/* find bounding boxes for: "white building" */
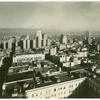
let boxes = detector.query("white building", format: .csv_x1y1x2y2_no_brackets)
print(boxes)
27,39,30,49
50,47,57,55
73,57,81,65
13,54,45,63
77,51,88,58
25,77,86,98
23,39,27,49
23,35,30,50
8,39,13,49
59,55,66,62
62,62,70,67
97,41,100,52
61,34,68,45
3,41,7,49
42,33,47,47
59,44,66,50
47,38,51,46
36,30,42,48
3,37,17,50
33,39,36,48
66,56,70,62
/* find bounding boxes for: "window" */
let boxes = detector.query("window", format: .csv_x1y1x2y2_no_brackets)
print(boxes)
32,94,34,97
54,88,56,91
60,87,62,90
69,90,72,93
64,87,66,89
47,96,50,98
76,83,78,86
58,87,61,90
64,91,66,94
36,93,38,96
40,92,42,95
58,92,60,95
69,84,73,88
46,91,48,93
51,94,53,97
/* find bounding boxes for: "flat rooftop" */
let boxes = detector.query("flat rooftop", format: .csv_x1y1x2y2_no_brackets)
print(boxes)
92,78,100,86
5,72,83,92
5,69,88,90
6,68,87,82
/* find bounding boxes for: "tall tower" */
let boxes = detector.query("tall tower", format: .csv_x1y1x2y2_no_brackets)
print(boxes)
61,34,68,44
36,30,42,48
26,35,30,49
33,38,36,48
86,31,92,44
3,41,7,49
42,33,47,47
8,38,13,49
23,39,27,49
97,40,100,52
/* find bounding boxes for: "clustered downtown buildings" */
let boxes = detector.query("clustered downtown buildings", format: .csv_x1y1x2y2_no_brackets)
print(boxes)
0,30,100,98
2,30,51,50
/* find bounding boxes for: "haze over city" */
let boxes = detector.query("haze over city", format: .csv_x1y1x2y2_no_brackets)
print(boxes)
0,2,100,31
0,1,100,98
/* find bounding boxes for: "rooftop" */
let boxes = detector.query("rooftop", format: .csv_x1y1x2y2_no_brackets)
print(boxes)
92,78,100,86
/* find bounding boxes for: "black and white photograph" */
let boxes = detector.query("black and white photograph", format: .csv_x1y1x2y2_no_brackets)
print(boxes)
0,1,100,98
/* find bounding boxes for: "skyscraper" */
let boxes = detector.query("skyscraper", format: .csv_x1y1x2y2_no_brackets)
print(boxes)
61,34,68,44
23,39,27,49
33,38,36,48
42,33,47,47
3,38,15,50
3,41,7,49
86,31,92,44
36,30,42,48
97,40,100,52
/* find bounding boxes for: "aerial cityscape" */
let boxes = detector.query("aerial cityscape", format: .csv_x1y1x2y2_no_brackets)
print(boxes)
0,2,100,98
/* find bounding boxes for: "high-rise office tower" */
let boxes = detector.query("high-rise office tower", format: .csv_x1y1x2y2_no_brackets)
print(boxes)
23,35,30,50
61,34,68,44
36,30,42,48
86,31,92,44
18,40,23,50
30,40,33,49
3,41,7,49
23,39,27,49
3,37,17,50
42,33,47,47
8,38,13,49
47,38,51,46
27,39,30,49
33,38,36,48
26,35,30,49
97,40,100,52
50,46,57,55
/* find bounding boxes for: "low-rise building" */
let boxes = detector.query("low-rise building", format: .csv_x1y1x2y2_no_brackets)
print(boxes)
49,47,57,55
25,77,86,98
13,54,45,63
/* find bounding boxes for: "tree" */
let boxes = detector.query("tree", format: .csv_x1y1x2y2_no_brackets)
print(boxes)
0,37,16,97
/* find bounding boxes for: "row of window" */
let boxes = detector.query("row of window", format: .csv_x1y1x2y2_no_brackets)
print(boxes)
26,78,85,98
31,90,70,98
29,82,80,98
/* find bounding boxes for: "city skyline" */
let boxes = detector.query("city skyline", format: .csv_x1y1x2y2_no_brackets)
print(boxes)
0,2,100,31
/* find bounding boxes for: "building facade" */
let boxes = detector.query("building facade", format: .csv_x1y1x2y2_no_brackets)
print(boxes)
25,77,86,98
13,54,45,63
61,34,68,45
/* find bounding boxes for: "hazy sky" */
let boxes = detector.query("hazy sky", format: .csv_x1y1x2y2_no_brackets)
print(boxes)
0,2,100,31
